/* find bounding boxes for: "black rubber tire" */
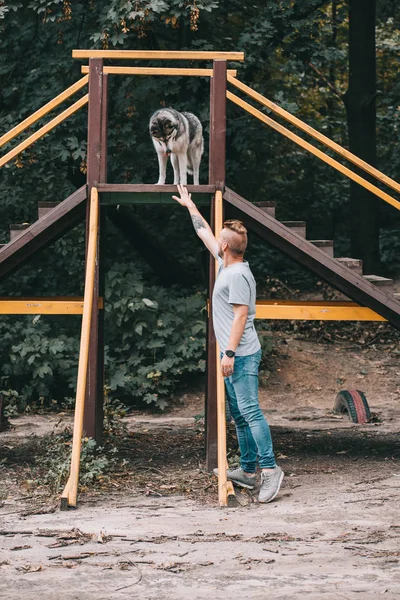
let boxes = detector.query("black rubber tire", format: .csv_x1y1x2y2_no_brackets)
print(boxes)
333,389,371,424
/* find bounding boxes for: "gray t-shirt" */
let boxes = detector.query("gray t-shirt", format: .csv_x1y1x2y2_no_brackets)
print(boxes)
212,255,261,356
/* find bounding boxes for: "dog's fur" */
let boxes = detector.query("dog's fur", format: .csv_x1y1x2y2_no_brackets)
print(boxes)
149,108,204,185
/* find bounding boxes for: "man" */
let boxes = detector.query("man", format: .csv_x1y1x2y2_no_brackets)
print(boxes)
172,185,284,503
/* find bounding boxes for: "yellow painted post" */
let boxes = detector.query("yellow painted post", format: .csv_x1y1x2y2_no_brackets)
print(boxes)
60,187,99,510
214,190,234,507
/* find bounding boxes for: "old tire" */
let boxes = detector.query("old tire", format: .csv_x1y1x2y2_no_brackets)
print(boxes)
333,389,371,424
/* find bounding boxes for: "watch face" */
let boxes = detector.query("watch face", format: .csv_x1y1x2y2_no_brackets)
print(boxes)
225,350,235,358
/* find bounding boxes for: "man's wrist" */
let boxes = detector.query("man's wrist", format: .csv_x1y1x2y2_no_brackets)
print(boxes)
225,349,236,358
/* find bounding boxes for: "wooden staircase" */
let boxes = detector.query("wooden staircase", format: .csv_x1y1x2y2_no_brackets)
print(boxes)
0,185,87,284
253,200,395,298
227,187,400,329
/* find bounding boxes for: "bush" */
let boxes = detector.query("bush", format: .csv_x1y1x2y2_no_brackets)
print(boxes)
0,262,207,412
105,262,207,409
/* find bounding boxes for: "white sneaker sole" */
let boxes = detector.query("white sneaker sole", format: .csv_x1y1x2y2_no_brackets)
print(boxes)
258,470,284,503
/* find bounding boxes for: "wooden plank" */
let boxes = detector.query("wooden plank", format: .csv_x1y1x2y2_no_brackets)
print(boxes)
223,187,400,329
210,61,227,190
206,61,227,473
0,95,88,169
214,190,229,507
83,58,103,443
0,77,88,149
227,92,400,212
99,191,211,205
61,187,99,510
96,184,215,194
254,301,386,321
81,66,237,77
0,186,87,284
73,50,245,61
0,298,103,314
228,75,400,197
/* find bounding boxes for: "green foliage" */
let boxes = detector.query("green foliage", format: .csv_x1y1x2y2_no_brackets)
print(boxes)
0,1,399,416
105,262,207,409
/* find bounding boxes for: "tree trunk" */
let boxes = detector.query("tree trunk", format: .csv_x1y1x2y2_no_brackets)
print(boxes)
344,0,380,273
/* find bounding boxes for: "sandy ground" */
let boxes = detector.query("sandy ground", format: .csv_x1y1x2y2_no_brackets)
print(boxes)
1,337,400,599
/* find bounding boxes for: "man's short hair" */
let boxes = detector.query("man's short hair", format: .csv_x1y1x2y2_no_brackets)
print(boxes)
223,219,248,255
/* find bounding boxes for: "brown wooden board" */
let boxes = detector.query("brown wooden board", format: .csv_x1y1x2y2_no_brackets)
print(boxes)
83,58,104,442
96,184,215,194
206,61,227,472
223,187,400,330
0,186,87,286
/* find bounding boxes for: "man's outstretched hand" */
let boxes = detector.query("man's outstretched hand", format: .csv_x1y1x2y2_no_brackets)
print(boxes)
172,184,193,208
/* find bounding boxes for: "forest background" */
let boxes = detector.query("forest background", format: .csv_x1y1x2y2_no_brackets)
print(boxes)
0,0,399,414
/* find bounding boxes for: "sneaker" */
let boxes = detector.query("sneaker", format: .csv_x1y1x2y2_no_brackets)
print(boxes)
258,466,284,503
213,467,256,489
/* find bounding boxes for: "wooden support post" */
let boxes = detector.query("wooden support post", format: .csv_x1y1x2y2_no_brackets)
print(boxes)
206,61,227,472
83,58,104,442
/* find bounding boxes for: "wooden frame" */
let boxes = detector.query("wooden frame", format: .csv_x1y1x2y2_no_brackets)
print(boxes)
81,66,237,77
73,50,244,61
61,187,99,510
0,76,88,149
227,91,400,212
0,95,88,168
228,75,400,197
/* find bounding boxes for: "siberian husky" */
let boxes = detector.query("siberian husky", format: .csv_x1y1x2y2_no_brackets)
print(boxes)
149,108,204,185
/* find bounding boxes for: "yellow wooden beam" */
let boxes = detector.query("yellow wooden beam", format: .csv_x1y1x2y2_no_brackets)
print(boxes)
0,77,89,149
0,95,88,169
227,91,400,212
61,187,99,510
227,76,400,197
73,50,244,61
81,66,237,77
255,301,386,321
0,297,103,314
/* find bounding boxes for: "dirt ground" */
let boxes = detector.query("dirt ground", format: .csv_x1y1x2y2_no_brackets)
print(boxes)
1,333,400,599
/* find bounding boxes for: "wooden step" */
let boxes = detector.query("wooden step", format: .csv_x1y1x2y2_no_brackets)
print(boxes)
310,240,334,257
38,202,58,220
363,275,393,294
9,223,30,241
281,221,306,238
252,201,276,218
336,257,363,275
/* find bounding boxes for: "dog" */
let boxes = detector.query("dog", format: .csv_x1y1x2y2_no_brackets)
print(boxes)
149,108,204,185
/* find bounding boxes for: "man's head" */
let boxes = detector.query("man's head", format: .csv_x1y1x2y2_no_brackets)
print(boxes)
218,219,248,258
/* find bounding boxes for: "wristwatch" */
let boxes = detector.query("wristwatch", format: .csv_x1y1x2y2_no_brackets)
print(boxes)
225,350,236,358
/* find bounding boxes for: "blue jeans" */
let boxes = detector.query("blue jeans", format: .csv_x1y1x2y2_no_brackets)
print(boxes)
223,349,276,472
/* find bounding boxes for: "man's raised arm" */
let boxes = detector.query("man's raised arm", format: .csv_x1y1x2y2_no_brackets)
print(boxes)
172,185,218,257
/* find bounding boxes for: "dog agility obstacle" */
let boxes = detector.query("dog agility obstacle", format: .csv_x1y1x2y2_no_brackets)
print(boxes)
1,49,400,509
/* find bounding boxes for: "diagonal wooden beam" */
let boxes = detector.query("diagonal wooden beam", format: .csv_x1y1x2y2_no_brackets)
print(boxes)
0,77,89,149
226,91,400,212
0,186,87,285
227,76,400,197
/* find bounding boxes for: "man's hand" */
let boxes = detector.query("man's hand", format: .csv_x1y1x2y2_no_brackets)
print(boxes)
172,184,193,208
221,354,235,377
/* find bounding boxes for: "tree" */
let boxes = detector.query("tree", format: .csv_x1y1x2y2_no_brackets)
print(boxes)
343,0,380,273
